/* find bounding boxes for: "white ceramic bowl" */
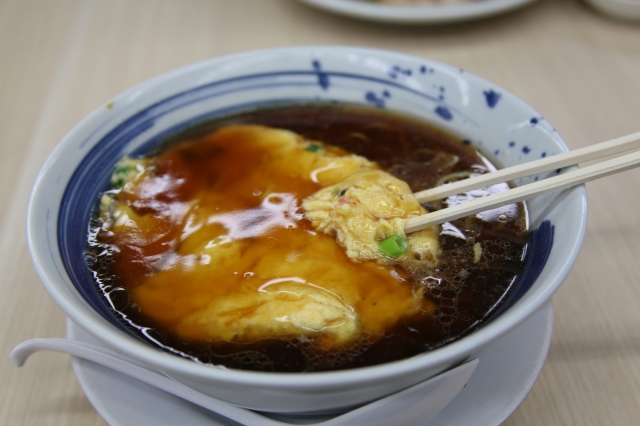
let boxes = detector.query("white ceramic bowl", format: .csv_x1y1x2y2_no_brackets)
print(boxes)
583,0,640,20
27,46,587,414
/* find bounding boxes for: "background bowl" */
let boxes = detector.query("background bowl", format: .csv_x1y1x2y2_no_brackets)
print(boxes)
26,46,587,414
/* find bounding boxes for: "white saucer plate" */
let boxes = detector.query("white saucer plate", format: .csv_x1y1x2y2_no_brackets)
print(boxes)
298,0,539,24
68,301,553,426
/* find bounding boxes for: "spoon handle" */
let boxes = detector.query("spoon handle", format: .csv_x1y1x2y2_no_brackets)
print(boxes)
11,338,285,426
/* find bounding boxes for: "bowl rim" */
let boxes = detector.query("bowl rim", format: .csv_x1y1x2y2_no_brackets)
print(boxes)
26,45,588,388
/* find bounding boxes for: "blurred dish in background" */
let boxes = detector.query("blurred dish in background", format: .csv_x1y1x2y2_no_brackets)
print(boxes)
371,0,482,4
583,0,640,20
298,0,539,24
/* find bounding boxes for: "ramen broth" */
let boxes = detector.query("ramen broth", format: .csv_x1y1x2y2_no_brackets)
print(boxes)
86,104,528,372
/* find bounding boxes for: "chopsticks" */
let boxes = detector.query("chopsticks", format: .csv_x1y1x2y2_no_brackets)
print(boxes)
405,131,640,234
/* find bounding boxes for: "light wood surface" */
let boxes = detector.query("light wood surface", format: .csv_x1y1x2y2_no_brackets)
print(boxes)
1,0,639,425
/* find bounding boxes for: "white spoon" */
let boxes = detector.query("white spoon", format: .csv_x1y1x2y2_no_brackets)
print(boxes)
11,338,478,426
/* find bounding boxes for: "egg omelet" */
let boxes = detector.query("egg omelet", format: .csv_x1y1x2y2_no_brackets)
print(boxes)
99,125,440,351
303,169,440,266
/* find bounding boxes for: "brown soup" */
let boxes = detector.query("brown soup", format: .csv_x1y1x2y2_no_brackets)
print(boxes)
86,104,528,372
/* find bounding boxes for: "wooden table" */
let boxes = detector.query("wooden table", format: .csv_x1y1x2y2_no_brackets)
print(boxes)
1,0,639,424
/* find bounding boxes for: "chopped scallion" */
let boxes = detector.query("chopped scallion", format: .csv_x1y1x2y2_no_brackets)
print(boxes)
379,235,408,258
114,165,132,174
305,143,323,153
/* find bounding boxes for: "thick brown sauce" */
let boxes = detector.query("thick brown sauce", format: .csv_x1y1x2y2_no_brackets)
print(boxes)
87,104,528,372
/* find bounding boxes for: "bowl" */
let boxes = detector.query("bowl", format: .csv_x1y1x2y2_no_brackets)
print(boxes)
26,46,587,414
583,0,640,21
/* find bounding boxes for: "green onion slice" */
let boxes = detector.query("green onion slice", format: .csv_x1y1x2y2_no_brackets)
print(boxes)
114,165,133,174
378,235,409,258
305,143,323,152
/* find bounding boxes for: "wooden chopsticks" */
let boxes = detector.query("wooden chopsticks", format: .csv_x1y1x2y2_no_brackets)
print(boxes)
405,131,640,234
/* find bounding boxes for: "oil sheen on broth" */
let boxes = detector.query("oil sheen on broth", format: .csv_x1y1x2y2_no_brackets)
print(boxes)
86,104,528,372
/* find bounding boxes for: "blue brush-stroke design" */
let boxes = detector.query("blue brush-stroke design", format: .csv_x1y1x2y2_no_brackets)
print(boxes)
483,90,501,108
312,60,330,90
76,70,476,149
530,117,539,125
512,220,555,303
67,69,469,177
522,146,531,154
435,106,453,121
388,65,412,79
419,66,434,74
365,91,386,108
488,220,555,321
509,141,516,147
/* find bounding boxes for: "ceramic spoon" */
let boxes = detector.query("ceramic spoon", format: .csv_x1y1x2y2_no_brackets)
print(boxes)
11,338,477,426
